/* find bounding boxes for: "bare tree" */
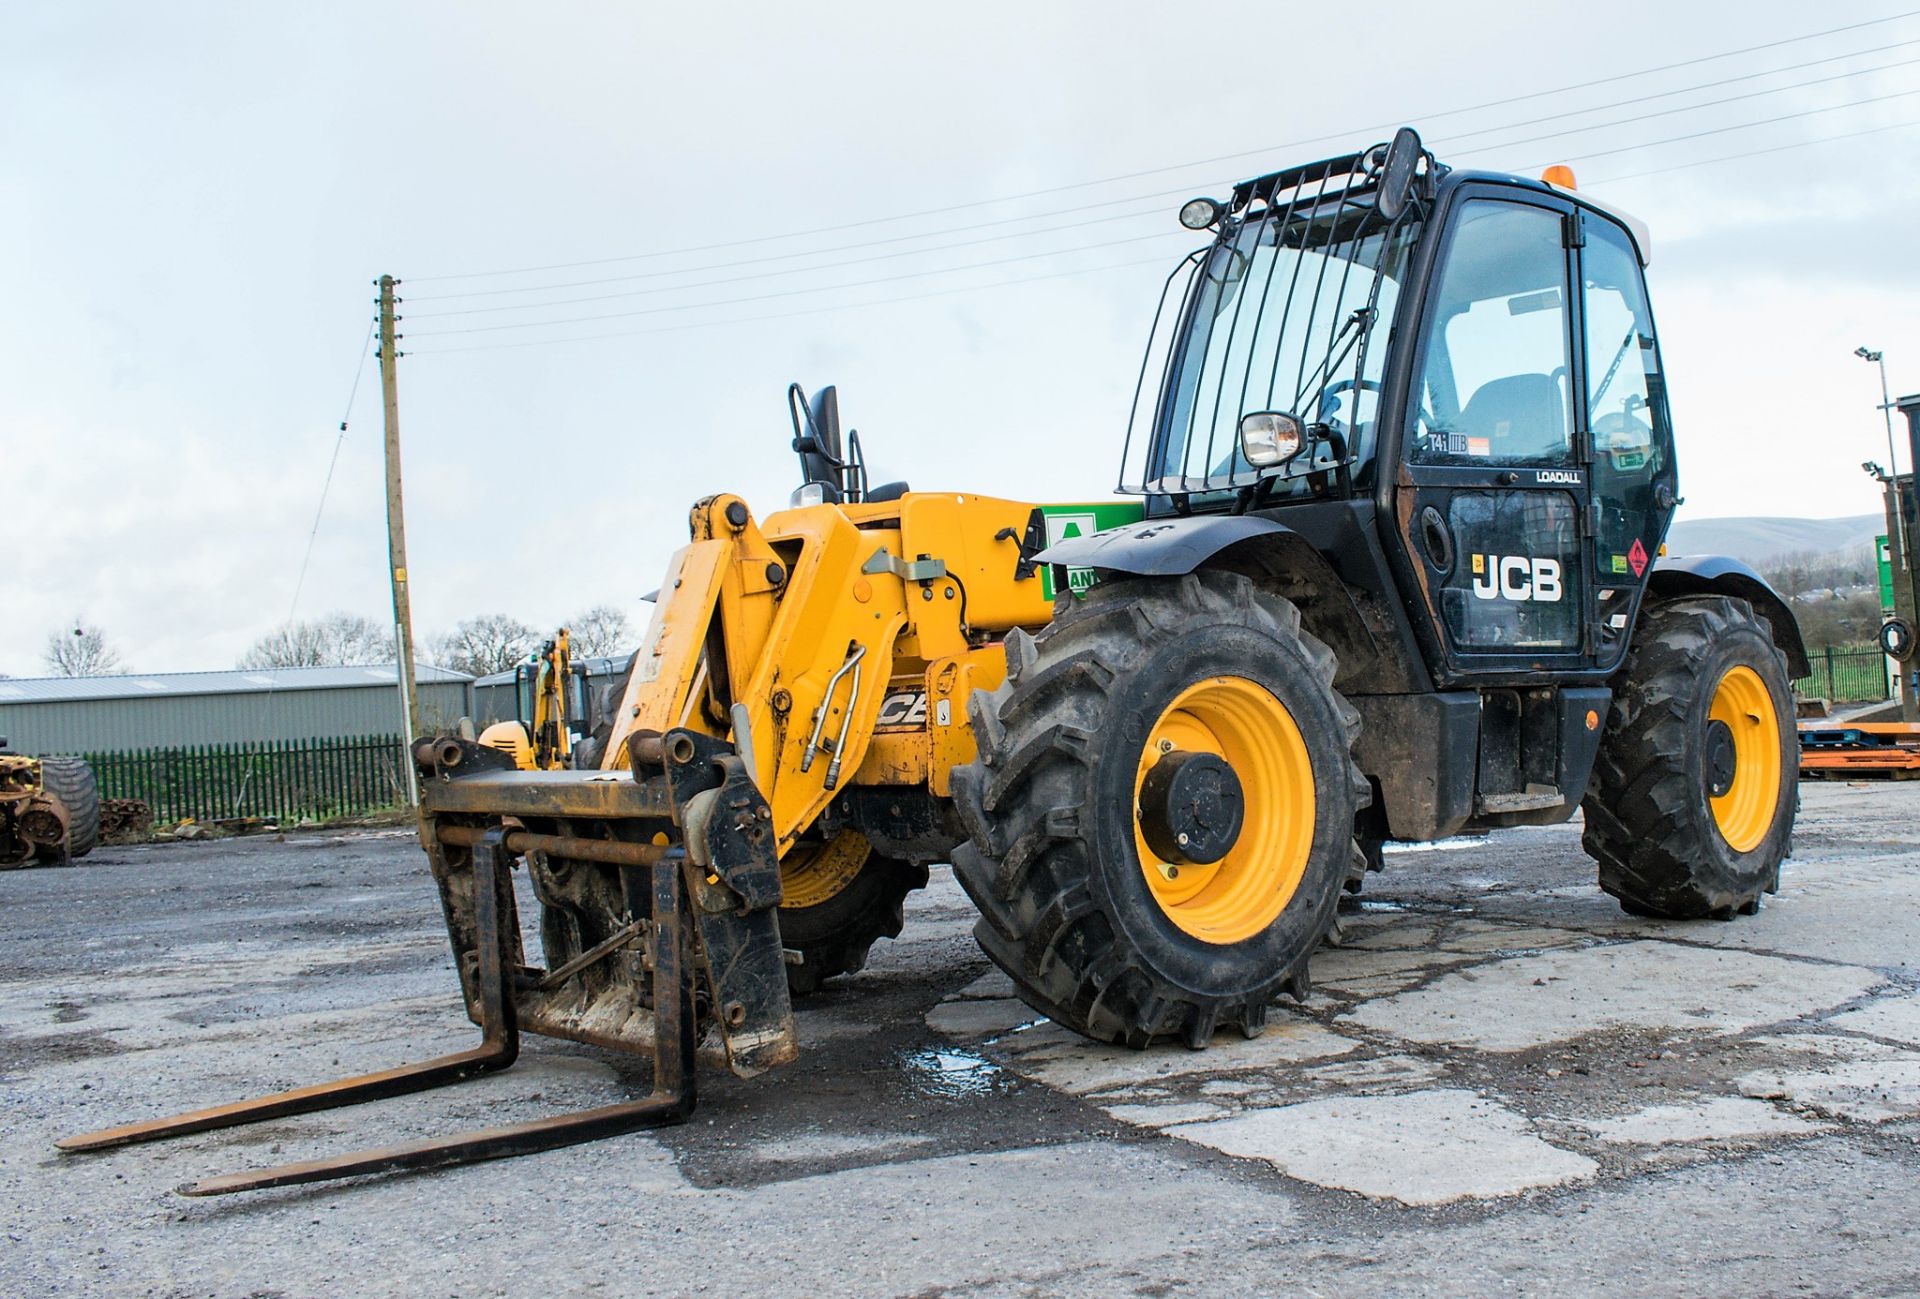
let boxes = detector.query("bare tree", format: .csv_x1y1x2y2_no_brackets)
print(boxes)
566,605,634,657
239,613,392,669
43,618,126,677
432,614,539,677
1763,551,1819,603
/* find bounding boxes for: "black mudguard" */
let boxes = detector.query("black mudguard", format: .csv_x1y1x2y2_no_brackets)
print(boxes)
1035,513,1294,576
1648,554,1810,679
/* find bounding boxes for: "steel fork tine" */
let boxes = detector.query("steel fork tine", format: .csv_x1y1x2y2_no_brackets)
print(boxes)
172,855,696,1197
57,835,521,1155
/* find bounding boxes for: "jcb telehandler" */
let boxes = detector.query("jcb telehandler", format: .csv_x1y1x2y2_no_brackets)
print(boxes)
64,129,1805,1194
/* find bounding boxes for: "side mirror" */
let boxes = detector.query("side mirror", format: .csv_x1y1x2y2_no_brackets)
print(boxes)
1238,411,1306,468
789,381,846,491
1376,126,1423,222
807,385,842,461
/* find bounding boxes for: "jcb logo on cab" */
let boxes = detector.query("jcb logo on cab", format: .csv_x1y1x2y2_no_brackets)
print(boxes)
1470,555,1563,603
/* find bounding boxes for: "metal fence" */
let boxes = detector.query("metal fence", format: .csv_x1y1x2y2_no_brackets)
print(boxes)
84,735,409,824
1793,647,1890,704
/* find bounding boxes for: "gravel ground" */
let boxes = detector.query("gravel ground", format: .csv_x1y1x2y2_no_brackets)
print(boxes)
4,781,1919,1297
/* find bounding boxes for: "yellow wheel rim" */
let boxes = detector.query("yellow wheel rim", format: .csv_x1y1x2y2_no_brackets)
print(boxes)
1132,676,1315,945
780,831,871,910
1708,665,1780,854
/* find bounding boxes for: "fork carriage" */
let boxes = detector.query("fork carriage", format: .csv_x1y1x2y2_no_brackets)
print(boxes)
57,731,791,1196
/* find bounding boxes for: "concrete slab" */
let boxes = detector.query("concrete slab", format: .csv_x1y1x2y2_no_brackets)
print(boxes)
1176,1088,1597,1205
1344,940,1881,1051
1437,922,1593,954
1313,946,1463,984
1826,991,1920,1047
994,1017,1357,1095
951,970,1017,1001
1739,1050,1920,1122
1344,920,1443,951
745,1130,939,1164
1585,1096,1828,1144
1099,1100,1228,1127
1304,1053,1448,1092
923,996,1033,1039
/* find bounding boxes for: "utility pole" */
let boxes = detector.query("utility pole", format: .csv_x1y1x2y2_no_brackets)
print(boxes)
378,274,422,806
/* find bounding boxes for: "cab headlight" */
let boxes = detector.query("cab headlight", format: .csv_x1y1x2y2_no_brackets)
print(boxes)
1238,411,1305,467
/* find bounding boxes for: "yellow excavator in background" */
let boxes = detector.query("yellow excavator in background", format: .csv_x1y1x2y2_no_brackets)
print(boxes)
477,630,577,772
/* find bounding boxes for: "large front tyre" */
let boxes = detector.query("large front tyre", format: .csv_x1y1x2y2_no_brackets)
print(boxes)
951,571,1366,1049
1583,596,1797,919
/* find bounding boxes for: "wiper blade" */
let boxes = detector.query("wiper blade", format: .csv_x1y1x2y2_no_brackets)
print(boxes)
1294,307,1373,417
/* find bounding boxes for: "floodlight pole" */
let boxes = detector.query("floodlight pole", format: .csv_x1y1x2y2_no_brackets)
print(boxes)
1862,348,1905,559
378,274,421,807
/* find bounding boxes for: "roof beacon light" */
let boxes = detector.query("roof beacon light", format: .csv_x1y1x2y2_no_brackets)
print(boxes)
1541,165,1577,190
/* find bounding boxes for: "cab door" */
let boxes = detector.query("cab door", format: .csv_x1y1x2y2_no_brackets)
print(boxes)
1393,189,1590,678
1576,211,1678,673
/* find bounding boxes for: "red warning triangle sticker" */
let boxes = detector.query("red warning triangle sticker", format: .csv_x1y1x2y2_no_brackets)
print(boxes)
1628,538,1649,577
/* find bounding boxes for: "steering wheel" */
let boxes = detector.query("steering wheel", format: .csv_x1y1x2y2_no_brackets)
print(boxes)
1318,378,1382,429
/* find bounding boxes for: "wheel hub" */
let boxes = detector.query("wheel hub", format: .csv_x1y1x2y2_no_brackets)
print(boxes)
1706,664,1782,854
1704,718,1737,799
1138,750,1244,866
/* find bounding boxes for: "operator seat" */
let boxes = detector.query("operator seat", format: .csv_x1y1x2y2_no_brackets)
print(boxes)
1457,373,1565,461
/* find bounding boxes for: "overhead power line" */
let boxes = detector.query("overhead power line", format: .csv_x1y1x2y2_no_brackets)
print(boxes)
405,204,1183,319
405,254,1176,356
403,190,1189,302
1432,35,1920,147
1586,114,1920,183
404,231,1184,336
409,77,1920,339
405,109,1920,360
1514,83,1920,170
1433,51,1920,153
406,40,1920,316
404,9,1920,284
285,317,377,624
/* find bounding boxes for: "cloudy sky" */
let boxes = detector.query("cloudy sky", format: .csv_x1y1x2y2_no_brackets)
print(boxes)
6,1,1918,675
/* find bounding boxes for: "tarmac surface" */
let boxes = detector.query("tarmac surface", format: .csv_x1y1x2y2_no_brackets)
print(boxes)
4,781,1920,1297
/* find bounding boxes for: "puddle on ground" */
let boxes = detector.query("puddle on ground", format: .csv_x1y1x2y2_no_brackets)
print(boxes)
984,1018,1049,1046
903,1046,1006,1098
1382,837,1482,856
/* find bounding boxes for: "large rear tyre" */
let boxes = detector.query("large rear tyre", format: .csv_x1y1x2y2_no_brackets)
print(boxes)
777,832,928,995
37,757,99,862
1583,596,1796,919
952,571,1366,1049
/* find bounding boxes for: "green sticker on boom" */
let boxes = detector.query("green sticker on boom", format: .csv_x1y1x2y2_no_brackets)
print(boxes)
1036,502,1147,600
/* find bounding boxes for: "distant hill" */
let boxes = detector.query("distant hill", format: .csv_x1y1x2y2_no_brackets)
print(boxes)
1664,514,1883,567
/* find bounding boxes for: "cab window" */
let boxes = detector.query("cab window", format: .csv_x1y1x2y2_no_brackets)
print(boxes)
1410,201,1573,467
1582,218,1673,573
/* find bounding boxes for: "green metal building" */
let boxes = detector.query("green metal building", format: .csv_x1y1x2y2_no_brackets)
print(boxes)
0,664,473,756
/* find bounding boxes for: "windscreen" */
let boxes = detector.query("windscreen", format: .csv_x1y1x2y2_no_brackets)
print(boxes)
1123,181,1419,499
